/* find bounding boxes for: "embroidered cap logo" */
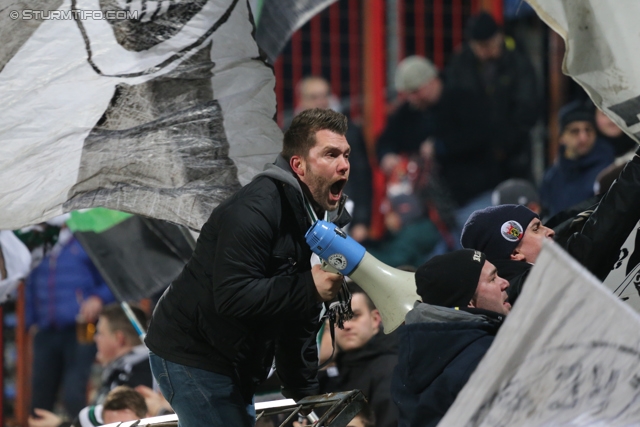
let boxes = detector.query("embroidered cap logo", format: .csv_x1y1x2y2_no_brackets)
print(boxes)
501,220,524,242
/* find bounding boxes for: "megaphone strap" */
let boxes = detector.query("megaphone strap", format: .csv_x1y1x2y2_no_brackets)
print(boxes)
303,195,328,225
327,278,354,330
315,279,354,370
318,316,338,370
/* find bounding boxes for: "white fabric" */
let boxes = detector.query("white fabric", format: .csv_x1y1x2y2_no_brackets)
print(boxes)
527,0,640,144
77,404,103,427
0,0,281,230
439,240,640,426
0,231,31,303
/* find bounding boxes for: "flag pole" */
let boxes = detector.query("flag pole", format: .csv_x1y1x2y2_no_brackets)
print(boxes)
120,301,146,340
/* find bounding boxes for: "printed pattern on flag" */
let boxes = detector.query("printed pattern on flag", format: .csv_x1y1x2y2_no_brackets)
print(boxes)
0,0,282,231
527,0,640,144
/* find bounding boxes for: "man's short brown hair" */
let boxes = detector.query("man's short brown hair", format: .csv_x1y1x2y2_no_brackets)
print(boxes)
282,108,347,161
347,282,376,311
100,303,147,346
103,386,148,418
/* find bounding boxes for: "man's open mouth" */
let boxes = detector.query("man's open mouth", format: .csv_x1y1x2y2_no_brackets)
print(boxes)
330,179,347,197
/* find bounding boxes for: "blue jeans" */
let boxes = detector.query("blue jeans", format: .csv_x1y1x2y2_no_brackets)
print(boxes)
149,352,256,427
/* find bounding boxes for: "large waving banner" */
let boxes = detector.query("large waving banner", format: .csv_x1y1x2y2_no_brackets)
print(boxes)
0,0,282,231
439,241,640,426
67,208,193,301
254,0,338,62
527,0,640,144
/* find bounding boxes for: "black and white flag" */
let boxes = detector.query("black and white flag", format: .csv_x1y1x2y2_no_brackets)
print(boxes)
527,0,640,144
0,0,282,231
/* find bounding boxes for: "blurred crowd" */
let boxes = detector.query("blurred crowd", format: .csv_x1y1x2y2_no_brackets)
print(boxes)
290,11,635,276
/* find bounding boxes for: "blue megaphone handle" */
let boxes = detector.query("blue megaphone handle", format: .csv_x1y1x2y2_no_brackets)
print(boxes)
305,220,366,276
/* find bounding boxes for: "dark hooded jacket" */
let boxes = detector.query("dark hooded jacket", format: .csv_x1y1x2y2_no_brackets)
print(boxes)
319,330,399,427
391,304,503,427
540,140,614,217
494,151,640,303
145,155,350,402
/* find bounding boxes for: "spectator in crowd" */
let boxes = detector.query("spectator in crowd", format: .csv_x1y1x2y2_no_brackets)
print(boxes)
540,101,615,217
392,249,509,427
446,11,538,183
375,56,461,250
319,284,398,427
595,108,637,158
34,386,149,427
462,147,640,304
295,76,373,242
293,403,375,427
26,219,115,418
134,385,174,418
145,108,349,427
101,386,149,425
376,56,443,174
492,178,541,215
92,303,153,403
29,304,153,427
347,406,376,427
391,14,537,238
543,108,630,226
29,303,153,427
294,76,342,116
366,194,441,268
30,385,149,427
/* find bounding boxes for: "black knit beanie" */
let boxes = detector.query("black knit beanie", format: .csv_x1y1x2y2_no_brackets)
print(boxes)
559,101,595,133
415,249,486,308
460,204,539,261
466,11,499,41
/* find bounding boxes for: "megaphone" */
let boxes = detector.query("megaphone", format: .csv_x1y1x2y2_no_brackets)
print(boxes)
305,220,421,333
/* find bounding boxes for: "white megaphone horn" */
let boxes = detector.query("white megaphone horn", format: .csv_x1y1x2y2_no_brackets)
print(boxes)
305,220,422,333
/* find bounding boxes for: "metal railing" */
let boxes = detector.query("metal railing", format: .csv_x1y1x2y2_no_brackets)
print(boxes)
256,390,368,427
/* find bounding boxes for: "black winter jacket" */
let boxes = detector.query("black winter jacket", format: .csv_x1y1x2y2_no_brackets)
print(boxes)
434,86,505,206
445,43,538,180
145,155,350,402
375,102,438,163
391,304,502,427
319,330,399,427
